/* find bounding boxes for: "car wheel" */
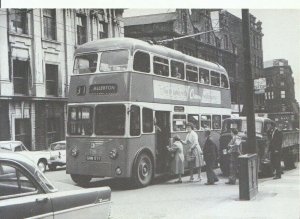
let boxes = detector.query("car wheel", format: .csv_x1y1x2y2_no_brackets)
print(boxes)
132,152,153,188
48,164,57,171
37,160,47,173
220,156,229,176
283,149,296,170
71,174,92,186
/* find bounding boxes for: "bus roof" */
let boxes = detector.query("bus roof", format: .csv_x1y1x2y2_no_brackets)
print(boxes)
75,37,228,74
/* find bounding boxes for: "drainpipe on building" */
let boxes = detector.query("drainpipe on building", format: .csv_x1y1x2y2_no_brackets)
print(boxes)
63,9,69,97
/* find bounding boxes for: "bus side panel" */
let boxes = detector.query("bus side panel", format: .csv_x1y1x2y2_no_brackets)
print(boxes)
66,137,130,178
125,134,156,178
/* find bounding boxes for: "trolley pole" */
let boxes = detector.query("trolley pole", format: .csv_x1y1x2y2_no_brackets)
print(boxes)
242,9,256,154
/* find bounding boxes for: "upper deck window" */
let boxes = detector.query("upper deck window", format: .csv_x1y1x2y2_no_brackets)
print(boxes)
99,50,129,72
133,51,150,73
199,68,210,84
73,54,98,74
221,74,229,88
153,56,169,77
186,65,198,82
211,71,220,87
171,60,184,79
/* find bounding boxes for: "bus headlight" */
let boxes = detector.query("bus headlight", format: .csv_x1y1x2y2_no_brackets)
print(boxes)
115,167,122,175
71,146,79,157
109,149,118,159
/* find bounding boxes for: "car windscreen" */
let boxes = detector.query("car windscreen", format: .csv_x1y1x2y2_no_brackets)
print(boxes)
73,53,98,74
222,119,263,134
50,142,66,150
95,104,126,136
0,143,12,151
222,119,247,133
68,106,93,136
99,50,129,72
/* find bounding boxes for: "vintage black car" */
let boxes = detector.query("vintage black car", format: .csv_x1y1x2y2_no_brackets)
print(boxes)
0,150,111,219
219,116,299,177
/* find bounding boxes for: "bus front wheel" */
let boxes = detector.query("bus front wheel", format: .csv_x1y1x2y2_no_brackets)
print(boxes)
132,152,153,188
71,174,91,186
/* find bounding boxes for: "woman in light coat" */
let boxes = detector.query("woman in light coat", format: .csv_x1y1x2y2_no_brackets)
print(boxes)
167,135,185,183
181,122,203,182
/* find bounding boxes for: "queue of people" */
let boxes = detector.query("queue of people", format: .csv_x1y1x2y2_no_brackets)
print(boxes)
166,122,283,185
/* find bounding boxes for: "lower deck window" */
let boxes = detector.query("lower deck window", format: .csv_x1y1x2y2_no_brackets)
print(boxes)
173,114,186,131
201,115,211,129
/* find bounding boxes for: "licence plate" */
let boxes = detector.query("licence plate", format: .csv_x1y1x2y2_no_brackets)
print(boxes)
86,155,101,161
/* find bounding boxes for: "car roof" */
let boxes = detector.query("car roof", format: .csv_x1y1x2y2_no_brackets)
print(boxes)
0,149,37,173
50,140,66,144
224,117,275,123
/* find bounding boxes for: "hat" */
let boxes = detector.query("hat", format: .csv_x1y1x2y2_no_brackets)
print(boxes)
173,135,181,141
186,122,194,129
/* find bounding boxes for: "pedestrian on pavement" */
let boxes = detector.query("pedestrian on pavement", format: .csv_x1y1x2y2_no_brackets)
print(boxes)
181,122,203,182
167,135,185,183
203,129,219,185
226,128,242,185
267,122,283,179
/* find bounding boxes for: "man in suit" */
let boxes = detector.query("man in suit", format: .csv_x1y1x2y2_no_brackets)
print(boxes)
268,123,283,179
203,129,219,185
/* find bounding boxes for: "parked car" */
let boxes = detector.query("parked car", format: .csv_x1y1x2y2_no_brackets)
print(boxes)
0,150,111,219
47,140,66,171
0,141,50,172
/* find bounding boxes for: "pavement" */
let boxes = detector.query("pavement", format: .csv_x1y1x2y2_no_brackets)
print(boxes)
111,166,300,219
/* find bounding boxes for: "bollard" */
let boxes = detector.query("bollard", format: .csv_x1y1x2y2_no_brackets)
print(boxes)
238,153,258,200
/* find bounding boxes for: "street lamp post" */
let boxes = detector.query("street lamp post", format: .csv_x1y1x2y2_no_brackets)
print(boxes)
239,9,258,200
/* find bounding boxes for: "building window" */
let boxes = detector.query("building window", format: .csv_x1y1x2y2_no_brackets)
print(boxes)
13,60,29,95
280,81,285,86
9,9,28,34
45,64,58,96
99,22,108,39
224,35,229,49
281,104,286,112
281,90,286,98
77,14,87,45
47,118,58,145
15,119,31,149
280,68,284,74
271,91,274,99
43,9,56,40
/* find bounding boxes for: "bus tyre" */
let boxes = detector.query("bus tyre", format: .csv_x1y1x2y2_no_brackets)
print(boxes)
133,152,153,188
71,174,91,186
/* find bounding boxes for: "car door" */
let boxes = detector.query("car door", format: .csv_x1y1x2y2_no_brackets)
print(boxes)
49,187,111,219
0,161,53,219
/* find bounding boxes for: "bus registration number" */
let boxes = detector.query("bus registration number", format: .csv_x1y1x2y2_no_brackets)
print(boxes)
86,155,101,161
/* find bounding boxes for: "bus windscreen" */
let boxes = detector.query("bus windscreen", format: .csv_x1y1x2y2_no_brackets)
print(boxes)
73,54,98,74
99,50,129,72
95,104,126,136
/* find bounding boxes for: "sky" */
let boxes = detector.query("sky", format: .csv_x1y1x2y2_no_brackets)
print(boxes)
123,9,300,103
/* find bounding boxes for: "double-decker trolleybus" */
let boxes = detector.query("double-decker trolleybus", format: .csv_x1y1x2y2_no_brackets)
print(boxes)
66,38,231,187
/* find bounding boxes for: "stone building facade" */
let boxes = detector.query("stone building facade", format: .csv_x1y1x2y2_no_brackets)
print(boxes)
0,9,124,150
124,9,238,105
216,11,264,113
263,59,299,130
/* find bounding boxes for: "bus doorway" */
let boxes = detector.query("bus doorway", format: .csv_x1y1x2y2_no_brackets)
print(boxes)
155,111,170,173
